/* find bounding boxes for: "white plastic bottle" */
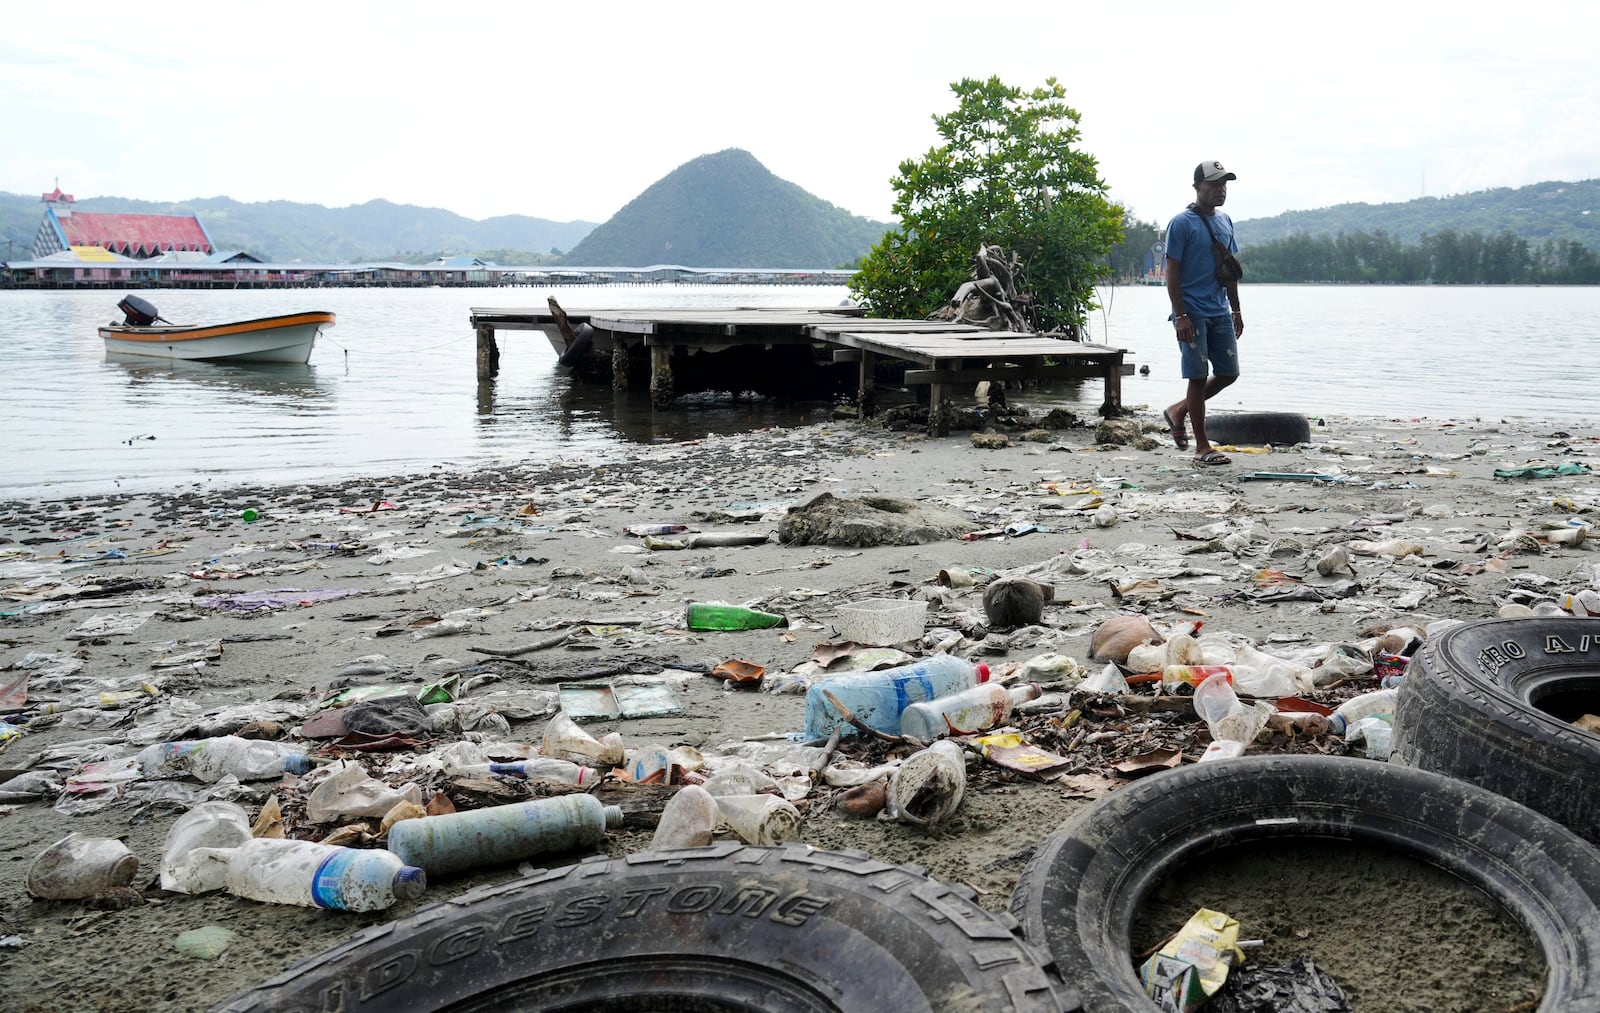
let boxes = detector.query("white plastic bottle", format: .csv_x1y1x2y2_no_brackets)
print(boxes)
898,683,1042,740
1328,688,1400,738
385,793,623,877
449,759,597,785
888,740,967,828
224,838,424,911
138,736,315,782
161,800,253,894
803,656,990,739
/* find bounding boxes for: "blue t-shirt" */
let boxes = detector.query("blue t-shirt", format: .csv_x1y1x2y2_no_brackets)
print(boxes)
1164,206,1238,318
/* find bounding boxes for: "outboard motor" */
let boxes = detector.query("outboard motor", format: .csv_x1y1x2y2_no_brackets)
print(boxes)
117,294,161,327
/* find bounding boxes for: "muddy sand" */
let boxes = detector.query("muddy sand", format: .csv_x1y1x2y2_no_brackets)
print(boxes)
2,408,1596,1012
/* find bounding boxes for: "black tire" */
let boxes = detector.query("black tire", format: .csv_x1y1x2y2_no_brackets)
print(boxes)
216,844,1063,1013
556,322,594,366
1009,755,1600,1012
1392,616,1600,844
1202,411,1310,445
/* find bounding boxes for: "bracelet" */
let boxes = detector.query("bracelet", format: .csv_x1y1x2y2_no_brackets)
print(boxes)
1232,309,1243,315
1174,313,1189,319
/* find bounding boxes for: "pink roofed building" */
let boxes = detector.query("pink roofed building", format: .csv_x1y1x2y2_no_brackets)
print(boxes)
31,186,215,260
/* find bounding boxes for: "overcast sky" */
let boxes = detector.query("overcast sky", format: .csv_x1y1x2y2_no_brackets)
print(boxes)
5,1,1597,229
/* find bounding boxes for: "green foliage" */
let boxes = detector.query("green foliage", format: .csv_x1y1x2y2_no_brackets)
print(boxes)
1236,179,1600,253
1240,228,1600,284
1106,211,1163,280
559,149,887,268
850,77,1123,330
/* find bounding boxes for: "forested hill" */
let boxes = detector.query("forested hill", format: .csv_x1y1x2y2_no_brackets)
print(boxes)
0,192,597,265
1235,178,1600,250
559,149,890,268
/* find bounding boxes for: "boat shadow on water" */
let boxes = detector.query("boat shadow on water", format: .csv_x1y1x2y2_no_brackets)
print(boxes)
104,356,337,407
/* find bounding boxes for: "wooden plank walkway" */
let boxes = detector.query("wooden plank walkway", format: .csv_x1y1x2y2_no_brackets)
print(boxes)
467,306,1131,419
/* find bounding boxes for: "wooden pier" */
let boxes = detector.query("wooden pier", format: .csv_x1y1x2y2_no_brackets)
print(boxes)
468,306,1132,419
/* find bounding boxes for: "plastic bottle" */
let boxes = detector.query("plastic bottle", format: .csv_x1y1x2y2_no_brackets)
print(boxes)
888,740,966,828
1328,688,1400,738
450,759,597,785
224,838,424,911
541,711,625,766
26,833,140,899
899,682,1042,740
803,656,990,740
714,794,803,845
138,736,316,783
385,793,623,877
684,603,789,631
161,800,252,894
651,784,721,849
625,523,690,537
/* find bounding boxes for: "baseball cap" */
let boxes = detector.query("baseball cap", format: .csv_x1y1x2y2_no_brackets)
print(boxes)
1194,160,1237,183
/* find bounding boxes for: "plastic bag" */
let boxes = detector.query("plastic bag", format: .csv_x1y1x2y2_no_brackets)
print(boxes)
1193,673,1272,744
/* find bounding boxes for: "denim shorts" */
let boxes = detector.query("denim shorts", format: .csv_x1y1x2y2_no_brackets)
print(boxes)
1178,313,1240,379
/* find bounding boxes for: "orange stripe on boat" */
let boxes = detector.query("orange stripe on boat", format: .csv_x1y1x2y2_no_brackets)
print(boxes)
101,312,334,343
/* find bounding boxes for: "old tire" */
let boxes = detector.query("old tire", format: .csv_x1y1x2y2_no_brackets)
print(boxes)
1392,616,1600,844
1010,754,1600,1012
217,844,1063,1013
1203,411,1310,445
556,322,594,366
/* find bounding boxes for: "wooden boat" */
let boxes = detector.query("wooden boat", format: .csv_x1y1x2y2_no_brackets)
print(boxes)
99,295,333,364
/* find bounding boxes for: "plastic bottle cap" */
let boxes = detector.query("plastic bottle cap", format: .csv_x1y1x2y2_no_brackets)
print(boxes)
975,663,991,683
241,508,259,522
392,865,427,900
282,753,317,775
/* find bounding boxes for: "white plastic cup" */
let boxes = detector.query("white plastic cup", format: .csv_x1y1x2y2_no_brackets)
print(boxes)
27,833,140,899
888,740,967,828
161,800,252,893
714,794,802,845
651,785,721,849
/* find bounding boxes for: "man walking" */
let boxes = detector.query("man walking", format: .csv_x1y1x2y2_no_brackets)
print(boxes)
1162,160,1243,465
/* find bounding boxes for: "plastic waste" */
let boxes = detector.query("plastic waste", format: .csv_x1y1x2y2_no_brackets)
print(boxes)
1562,589,1600,617
305,761,424,822
714,793,803,845
160,800,252,894
1345,715,1394,759
26,832,139,899
1327,688,1399,738
451,759,597,785
1193,672,1273,744
1079,662,1130,695
888,739,966,828
1199,739,1247,762
625,523,689,537
899,682,1042,740
224,838,424,911
626,745,673,784
385,793,623,877
803,655,990,740
1163,665,1234,691
700,763,781,797
684,602,788,630
137,736,315,783
541,711,625,766
651,785,721,849
241,508,260,523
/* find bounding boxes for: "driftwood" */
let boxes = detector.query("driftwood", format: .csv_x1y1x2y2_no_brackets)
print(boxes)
928,244,1032,333
547,296,579,351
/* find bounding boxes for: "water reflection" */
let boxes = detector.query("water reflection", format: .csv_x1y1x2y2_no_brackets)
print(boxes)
104,356,336,409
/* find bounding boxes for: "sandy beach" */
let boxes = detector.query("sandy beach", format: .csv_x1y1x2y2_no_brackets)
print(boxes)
3,404,1597,1012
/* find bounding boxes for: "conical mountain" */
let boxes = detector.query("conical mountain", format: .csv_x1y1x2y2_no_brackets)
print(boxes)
560,149,888,268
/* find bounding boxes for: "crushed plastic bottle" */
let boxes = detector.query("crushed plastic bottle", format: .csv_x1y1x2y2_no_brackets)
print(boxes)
386,793,623,876
161,800,252,894
137,736,315,782
449,759,597,785
1328,688,1399,738
803,656,990,740
27,832,140,899
224,838,424,911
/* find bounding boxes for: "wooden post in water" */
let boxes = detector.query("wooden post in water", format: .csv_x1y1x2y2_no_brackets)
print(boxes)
650,346,674,408
475,324,500,378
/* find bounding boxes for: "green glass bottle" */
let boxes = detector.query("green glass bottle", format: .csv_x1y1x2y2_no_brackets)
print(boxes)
684,603,788,631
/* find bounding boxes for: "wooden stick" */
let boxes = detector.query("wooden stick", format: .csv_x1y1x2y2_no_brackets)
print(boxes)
820,690,905,744
469,630,571,658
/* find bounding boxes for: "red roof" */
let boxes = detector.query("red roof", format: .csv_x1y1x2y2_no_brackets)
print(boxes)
42,187,74,202
57,212,212,256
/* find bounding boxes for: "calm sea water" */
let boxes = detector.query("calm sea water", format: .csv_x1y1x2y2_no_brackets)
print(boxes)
3,284,1596,498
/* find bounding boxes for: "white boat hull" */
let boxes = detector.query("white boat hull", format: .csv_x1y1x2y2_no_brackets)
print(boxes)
100,312,334,364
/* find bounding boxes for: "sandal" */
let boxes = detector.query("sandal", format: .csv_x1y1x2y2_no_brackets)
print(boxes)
1161,408,1189,450
1194,450,1232,466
